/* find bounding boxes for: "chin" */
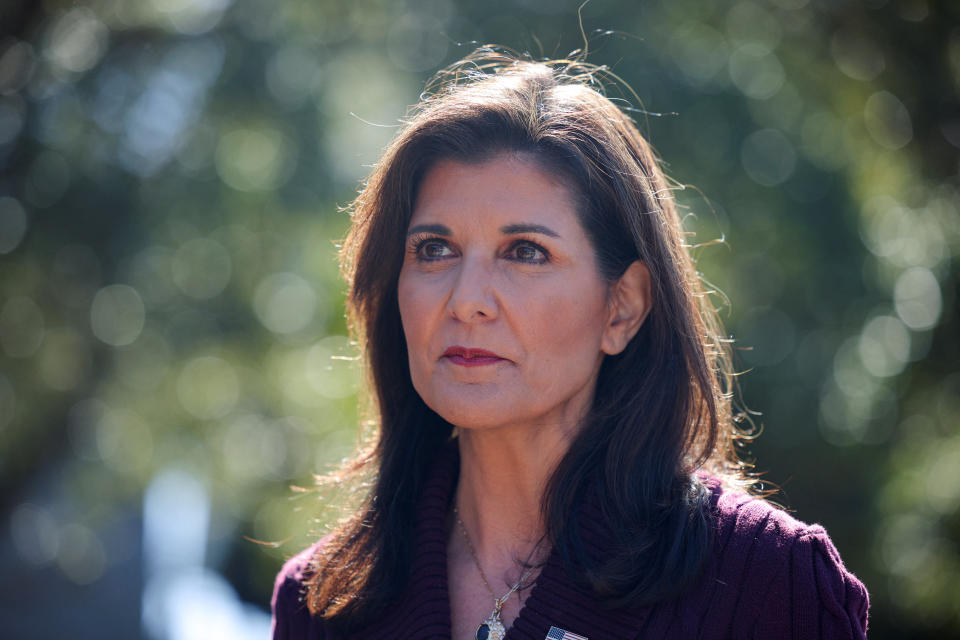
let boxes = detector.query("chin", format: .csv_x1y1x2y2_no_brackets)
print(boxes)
421,389,518,431
434,404,514,431
413,378,506,429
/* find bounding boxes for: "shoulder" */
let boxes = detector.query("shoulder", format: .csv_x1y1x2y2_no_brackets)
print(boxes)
270,538,327,640
704,480,870,639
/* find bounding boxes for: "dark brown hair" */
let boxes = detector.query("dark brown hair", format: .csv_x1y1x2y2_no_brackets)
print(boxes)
305,49,750,626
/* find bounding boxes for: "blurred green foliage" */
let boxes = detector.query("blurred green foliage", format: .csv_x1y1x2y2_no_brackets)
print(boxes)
0,0,957,637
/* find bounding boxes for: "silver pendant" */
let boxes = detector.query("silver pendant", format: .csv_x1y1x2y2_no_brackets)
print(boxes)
476,611,506,640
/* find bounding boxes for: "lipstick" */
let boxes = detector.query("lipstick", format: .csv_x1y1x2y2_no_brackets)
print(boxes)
441,346,505,367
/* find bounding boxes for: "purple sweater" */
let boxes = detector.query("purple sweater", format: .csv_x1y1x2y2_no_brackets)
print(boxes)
272,446,869,639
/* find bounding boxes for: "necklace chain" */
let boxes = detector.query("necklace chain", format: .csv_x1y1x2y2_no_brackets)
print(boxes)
453,506,534,611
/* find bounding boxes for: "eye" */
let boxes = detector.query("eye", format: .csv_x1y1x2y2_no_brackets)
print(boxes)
422,241,452,258
506,241,548,263
411,237,455,261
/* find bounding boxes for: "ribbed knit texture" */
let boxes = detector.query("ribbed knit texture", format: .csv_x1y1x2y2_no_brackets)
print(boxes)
272,445,869,639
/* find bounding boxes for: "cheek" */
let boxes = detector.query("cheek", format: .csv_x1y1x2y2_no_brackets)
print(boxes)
397,275,444,407
556,279,608,334
521,283,609,362
397,274,434,357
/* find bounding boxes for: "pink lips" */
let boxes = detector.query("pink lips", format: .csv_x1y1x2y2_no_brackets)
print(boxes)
442,346,505,367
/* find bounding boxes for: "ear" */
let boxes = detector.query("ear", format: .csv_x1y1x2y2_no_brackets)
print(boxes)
601,260,652,356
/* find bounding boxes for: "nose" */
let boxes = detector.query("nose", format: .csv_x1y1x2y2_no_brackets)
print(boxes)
447,255,498,322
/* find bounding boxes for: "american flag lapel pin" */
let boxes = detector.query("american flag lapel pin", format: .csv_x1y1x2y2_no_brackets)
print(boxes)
545,626,588,640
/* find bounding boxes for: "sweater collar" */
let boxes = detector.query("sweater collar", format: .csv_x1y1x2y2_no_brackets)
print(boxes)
352,440,651,640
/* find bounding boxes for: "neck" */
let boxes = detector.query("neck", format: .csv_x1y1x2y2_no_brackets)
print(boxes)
454,421,574,584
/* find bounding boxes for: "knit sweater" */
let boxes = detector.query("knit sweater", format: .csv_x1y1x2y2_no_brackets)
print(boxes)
271,445,869,639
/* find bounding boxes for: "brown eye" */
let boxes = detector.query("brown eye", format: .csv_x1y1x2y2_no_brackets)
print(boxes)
508,242,547,263
419,240,453,259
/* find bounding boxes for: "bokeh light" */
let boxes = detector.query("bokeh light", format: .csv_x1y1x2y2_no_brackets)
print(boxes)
176,356,240,420
864,90,913,151
305,335,360,400
171,238,232,300
894,267,942,331
43,8,109,75
253,272,320,335
90,284,146,346
729,45,785,100
215,126,294,193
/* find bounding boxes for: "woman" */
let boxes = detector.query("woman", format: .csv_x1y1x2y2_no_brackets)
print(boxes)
272,51,869,639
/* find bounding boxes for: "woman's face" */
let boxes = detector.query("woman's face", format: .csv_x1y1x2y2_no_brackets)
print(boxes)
397,152,619,433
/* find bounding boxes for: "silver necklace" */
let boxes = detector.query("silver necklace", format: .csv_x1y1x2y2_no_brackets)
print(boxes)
454,507,535,640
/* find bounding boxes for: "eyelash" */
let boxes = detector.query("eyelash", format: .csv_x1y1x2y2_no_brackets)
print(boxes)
407,235,551,264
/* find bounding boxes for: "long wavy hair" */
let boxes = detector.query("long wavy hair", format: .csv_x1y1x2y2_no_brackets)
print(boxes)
304,49,751,627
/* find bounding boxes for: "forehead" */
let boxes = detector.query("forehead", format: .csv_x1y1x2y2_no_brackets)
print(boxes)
410,153,582,230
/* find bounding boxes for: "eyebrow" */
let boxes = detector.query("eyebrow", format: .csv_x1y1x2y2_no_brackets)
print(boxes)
406,222,561,238
499,223,560,238
406,223,451,237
